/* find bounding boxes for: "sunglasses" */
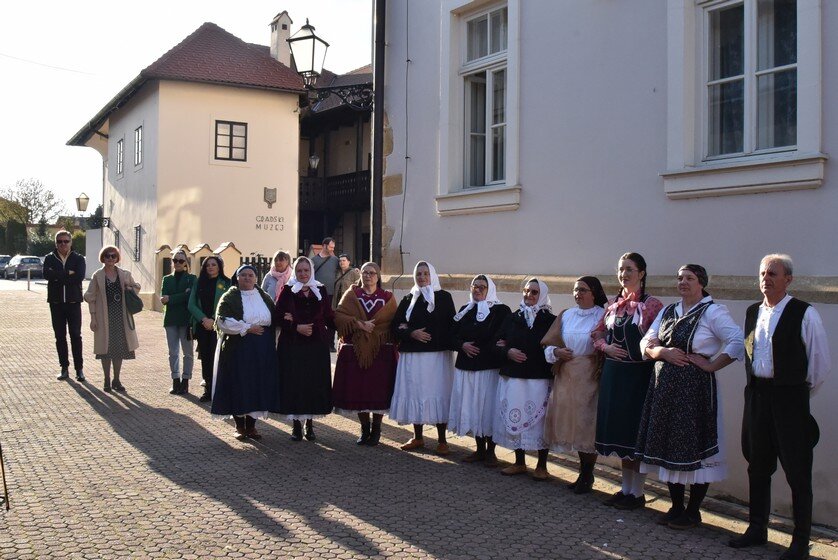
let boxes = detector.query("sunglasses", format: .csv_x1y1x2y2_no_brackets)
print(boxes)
56,239,71,245
104,254,118,260
173,259,187,264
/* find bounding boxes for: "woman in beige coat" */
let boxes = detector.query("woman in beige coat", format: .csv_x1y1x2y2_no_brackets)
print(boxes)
84,246,141,392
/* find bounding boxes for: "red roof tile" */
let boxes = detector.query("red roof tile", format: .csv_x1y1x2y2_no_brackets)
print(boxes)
68,22,304,146
144,22,305,91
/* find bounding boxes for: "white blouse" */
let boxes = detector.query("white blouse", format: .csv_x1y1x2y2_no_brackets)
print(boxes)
640,296,745,361
544,306,606,363
218,290,272,337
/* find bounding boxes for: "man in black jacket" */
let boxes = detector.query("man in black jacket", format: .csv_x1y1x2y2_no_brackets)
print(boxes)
43,230,86,381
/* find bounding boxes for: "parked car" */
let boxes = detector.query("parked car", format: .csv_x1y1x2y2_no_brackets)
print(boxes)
0,255,10,275
4,255,43,280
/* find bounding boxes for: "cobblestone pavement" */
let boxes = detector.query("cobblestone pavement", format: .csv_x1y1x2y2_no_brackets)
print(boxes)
1,285,835,559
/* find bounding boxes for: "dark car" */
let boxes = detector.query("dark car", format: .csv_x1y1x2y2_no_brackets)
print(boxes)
4,255,43,280
0,255,10,275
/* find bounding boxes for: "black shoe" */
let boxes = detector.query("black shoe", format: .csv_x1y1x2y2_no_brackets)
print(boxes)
779,540,810,560
290,421,303,442
728,527,768,549
199,390,211,402
366,422,382,446
656,506,685,526
75,370,86,382
357,423,371,445
668,510,702,530
112,380,126,392
169,379,181,394
57,368,70,381
602,491,626,507
305,421,316,441
614,494,646,511
573,474,595,494
178,379,189,395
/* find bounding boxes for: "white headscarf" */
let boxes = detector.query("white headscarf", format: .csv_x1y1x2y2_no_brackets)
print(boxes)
519,278,551,329
454,275,502,323
286,256,324,300
405,261,442,321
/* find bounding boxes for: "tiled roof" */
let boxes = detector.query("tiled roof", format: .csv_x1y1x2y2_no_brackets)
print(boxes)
144,22,304,91
68,22,304,146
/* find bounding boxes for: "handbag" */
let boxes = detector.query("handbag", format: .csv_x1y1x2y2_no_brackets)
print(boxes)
123,282,144,315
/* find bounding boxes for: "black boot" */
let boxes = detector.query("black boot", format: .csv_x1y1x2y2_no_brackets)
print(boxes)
199,387,211,402
290,420,303,442
366,415,383,446
574,460,596,494
178,379,189,395
169,379,181,394
357,422,371,445
305,419,316,441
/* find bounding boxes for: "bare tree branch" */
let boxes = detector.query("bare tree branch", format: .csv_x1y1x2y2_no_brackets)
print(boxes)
0,178,66,224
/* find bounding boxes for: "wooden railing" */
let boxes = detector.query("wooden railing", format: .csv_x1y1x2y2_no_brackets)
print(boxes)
299,170,370,211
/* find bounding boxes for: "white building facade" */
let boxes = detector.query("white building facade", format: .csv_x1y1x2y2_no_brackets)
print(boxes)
380,0,836,523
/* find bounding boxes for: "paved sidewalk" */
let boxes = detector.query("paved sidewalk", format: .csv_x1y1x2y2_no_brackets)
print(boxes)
0,289,834,559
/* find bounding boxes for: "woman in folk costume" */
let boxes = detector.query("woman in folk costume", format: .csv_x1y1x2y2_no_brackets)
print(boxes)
541,276,608,494
448,275,511,465
275,257,335,442
592,252,663,511
493,278,556,480
635,264,744,529
390,261,457,455
211,265,279,440
332,261,399,446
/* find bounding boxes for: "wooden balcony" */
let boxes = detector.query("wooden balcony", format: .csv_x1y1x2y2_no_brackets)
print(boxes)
299,170,371,212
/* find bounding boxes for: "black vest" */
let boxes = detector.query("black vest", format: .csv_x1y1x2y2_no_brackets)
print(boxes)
744,297,810,386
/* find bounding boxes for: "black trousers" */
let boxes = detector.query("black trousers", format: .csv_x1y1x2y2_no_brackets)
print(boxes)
50,303,83,371
741,380,819,541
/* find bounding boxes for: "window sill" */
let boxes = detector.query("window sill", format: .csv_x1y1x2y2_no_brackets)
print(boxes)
435,184,521,216
661,153,828,199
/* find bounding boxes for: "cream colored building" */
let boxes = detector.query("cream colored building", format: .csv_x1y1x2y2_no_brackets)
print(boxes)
68,15,304,307
380,0,836,524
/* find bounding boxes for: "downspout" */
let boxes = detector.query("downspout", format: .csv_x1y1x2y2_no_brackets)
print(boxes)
370,0,386,265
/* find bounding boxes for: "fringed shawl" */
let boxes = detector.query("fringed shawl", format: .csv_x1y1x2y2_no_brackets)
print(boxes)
335,288,397,369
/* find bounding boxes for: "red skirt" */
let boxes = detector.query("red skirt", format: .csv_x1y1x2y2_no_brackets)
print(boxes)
332,343,398,412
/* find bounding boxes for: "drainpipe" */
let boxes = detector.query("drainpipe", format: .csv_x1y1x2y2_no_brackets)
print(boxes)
370,0,386,265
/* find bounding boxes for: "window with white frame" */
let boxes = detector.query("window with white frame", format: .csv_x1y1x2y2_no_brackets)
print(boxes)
662,0,824,199
462,6,507,187
705,0,796,159
134,126,143,166
116,138,124,176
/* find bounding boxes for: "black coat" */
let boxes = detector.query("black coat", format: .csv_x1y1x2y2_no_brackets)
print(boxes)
493,309,555,379
392,290,456,353
43,250,86,304
452,303,511,371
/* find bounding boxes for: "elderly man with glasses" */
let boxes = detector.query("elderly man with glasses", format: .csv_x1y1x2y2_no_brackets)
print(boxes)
43,230,86,381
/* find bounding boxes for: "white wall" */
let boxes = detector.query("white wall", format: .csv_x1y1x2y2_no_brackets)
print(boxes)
382,0,838,523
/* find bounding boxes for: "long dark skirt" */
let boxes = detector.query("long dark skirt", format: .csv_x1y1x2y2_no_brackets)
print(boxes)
211,330,279,417
194,326,217,362
635,362,719,470
278,341,333,416
595,359,653,458
332,343,398,412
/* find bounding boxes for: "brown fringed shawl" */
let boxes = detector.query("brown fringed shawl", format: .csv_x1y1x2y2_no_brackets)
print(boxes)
335,287,397,369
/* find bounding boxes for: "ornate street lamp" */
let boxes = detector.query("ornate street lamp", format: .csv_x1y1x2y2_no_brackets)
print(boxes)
287,19,373,111
308,153,320,171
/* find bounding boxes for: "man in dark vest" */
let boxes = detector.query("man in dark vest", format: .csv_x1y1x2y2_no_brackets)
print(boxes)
43,230,87,382
729,254,830,560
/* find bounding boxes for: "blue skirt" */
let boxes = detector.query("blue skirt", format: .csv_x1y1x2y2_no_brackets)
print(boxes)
595,359,653,458
211,329,280,417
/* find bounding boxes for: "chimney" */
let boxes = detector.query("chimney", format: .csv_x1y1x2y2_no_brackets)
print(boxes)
270,11,293,67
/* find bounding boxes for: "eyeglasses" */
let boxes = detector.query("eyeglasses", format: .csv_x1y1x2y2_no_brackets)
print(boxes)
573,287,591,293
56,239,71,245
103,254,118,260
173,259,187,264
471,285,488,291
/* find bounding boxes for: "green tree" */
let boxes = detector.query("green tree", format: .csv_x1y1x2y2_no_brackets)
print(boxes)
72,230,86,256
87,204,105,229
1,178,66,224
